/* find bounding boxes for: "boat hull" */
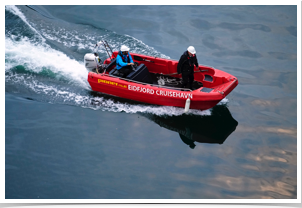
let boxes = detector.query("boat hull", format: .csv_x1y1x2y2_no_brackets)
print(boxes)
88,72,227,110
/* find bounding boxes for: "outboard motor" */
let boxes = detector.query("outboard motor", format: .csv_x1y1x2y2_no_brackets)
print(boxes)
84,53,99,71
84,40,115,72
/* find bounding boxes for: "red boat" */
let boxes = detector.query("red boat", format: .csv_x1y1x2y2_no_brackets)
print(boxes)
85,41,238,111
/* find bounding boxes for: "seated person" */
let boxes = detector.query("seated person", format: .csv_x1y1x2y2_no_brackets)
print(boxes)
116,45,134,78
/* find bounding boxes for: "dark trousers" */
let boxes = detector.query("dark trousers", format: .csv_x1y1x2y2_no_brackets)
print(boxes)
181,72,194,89
118,65,133,78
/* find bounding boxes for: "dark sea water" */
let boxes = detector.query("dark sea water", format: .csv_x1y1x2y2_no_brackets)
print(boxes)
5,5,298,199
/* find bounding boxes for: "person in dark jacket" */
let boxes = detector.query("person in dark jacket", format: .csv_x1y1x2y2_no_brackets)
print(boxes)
177,46,199,90
116,45,134,78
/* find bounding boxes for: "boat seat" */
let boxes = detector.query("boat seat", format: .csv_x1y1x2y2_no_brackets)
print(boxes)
105,58,116,71
109,67,124,77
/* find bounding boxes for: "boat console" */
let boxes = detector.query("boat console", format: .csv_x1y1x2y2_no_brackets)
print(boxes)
109,63,153,84
126,64,153,84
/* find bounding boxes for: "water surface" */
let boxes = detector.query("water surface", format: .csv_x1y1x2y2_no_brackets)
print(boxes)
5,5,297,199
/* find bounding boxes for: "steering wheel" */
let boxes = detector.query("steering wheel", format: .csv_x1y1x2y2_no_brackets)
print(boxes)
131,62,138,71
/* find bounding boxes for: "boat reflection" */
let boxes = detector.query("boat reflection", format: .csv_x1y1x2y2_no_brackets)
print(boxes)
142,105,238,149
89,91,238,148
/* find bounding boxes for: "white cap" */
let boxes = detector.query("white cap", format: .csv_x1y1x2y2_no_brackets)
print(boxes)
187,46,196,54
121,45,130,52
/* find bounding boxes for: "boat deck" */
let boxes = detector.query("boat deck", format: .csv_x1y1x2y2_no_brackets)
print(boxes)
149,73,203,91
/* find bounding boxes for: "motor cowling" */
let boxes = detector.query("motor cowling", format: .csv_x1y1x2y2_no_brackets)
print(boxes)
84,53,97,71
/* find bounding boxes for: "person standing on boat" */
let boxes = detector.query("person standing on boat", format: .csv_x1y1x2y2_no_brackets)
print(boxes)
177,46,199,90
116,45,135,78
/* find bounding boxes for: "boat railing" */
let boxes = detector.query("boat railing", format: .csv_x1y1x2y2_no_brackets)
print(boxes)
222,77,238,94
215,78,238,95
104,73,193,92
